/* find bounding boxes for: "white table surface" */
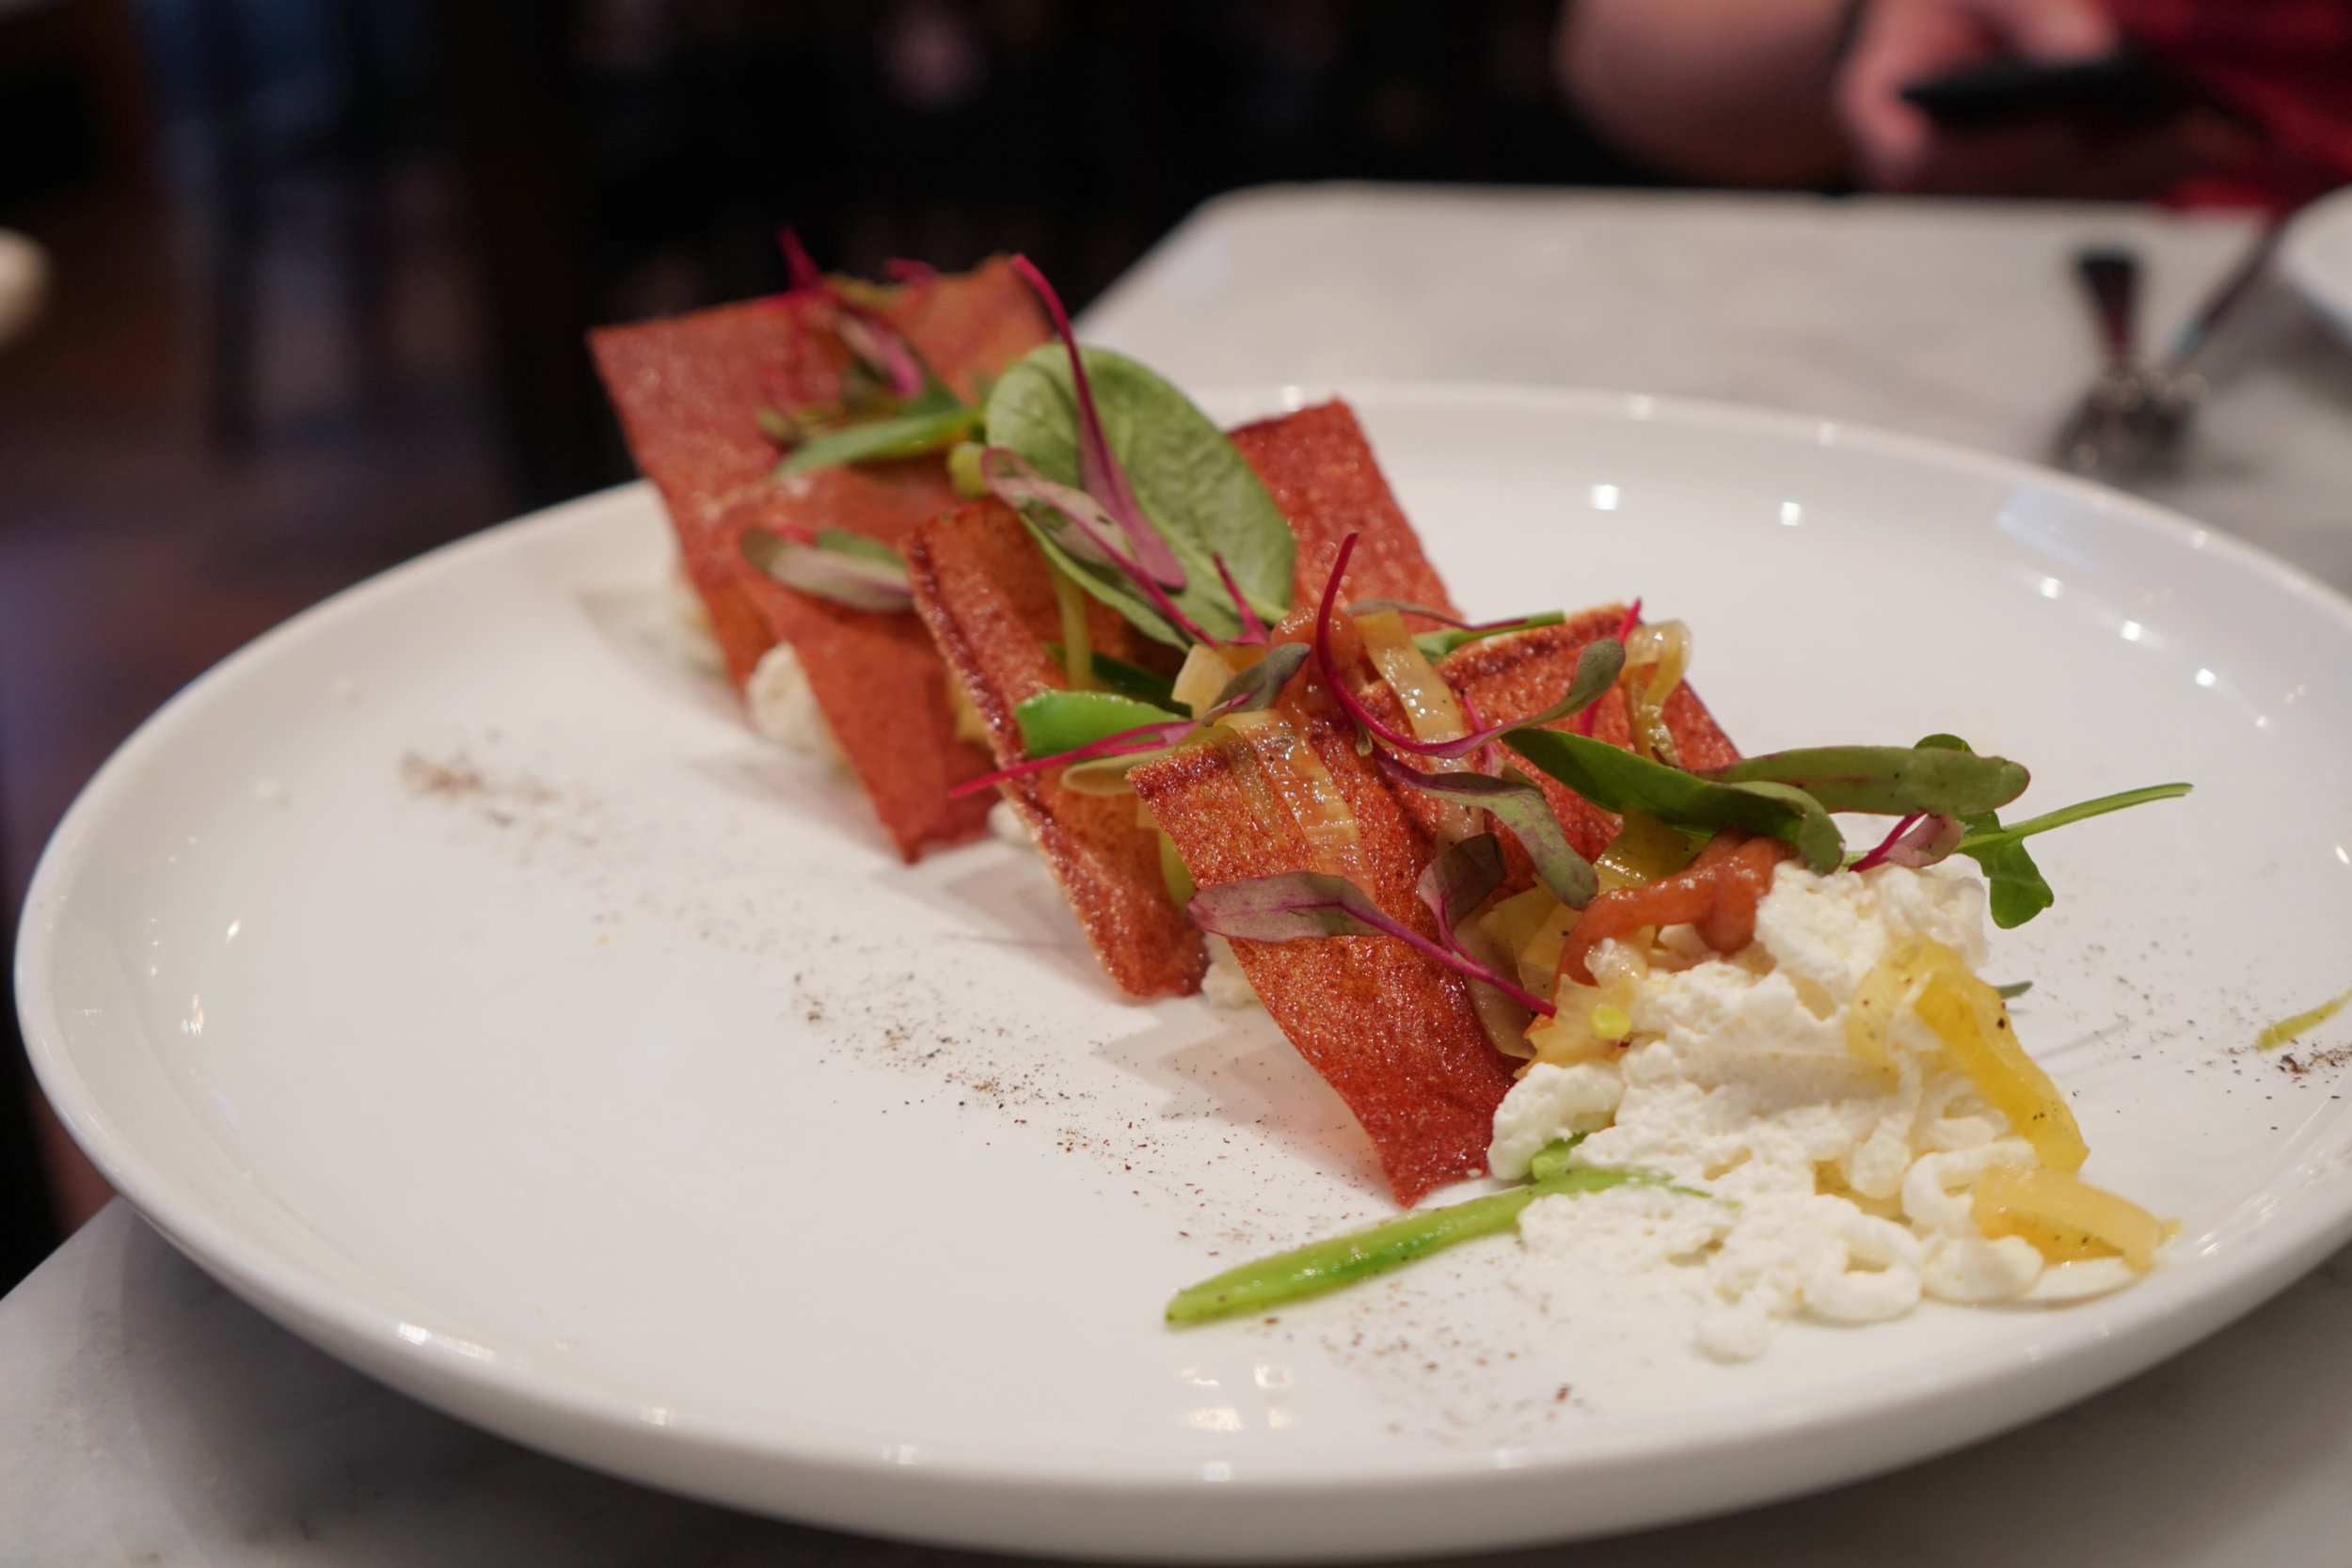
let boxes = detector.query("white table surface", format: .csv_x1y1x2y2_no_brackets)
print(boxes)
10,184,2352,1565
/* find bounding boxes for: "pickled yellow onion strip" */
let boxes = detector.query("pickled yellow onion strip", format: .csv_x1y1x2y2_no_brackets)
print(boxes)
1050,562,1100,690
1171,643,1235,718
1619,620,1692,766
1842,945,1914,1085
1973,1164,2168,1270
1594,809,1703,893
1355,609,1468,744
1223,711,1362,873
1906,940,2089,1173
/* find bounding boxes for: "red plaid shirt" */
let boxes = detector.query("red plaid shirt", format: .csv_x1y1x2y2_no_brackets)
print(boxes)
2112,0,2352,208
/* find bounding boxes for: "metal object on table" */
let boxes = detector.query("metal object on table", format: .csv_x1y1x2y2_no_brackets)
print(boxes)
2053,225,2280,477
2054,245,2200,475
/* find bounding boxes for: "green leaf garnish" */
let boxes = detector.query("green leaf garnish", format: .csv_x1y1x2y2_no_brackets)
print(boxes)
809,527,900,565
739,526,913,613
1912,735,2189,928
1953,783,2195,853
1502,728,1845,873
984,343,1294,646
1704,745,2028,818
1041,644,1177,705
1416,610,1566,661
773,395,982,477
1204,641,1310,718
1372,754,1598,908
1012,689,1182,761
1994,980,2033,999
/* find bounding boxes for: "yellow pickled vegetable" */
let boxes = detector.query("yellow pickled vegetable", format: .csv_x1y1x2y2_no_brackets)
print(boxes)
1525,946,1649,1068
1223,711,1362,872
1477,885,1580,994
1907,940,2089,1173
1172,643,1236,718
1973,1164,2169,1270
1355,609,1468,743
946,675,992,749
1515,900,1580,994
1594,809,1703,892
1842,946,1914,1085
1619,620,1692,766
1050,562,1100,690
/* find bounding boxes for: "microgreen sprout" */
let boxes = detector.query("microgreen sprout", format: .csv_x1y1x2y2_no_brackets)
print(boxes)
1188,870,1555,1016
1313,533,1622,760
1009,255,1187,593
1577,598,1644,736
1215,554,1270,644
979,449,1215,644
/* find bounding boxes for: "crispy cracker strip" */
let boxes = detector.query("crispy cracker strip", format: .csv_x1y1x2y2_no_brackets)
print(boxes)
1228,401,1458,625
1130,713,1518,1206
590,258,1045,861
1135,616,1744,1201
905,399,1464,997
1424,611,1742,863
905,499,1204,997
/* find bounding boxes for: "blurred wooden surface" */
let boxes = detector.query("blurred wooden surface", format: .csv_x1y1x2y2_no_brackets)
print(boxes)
0,163,516,1254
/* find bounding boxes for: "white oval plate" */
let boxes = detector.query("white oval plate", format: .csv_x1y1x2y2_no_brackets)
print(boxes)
22,385,2352,1560
2282,183,2352,346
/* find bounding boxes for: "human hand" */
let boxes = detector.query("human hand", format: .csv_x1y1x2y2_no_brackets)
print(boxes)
1835,0,2254,197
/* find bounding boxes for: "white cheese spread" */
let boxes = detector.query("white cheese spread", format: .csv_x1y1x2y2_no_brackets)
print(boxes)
1201,934,1263,1010
987,799,1034,847
664,561,727,674
1492,861,2050,1359
745,642,846,765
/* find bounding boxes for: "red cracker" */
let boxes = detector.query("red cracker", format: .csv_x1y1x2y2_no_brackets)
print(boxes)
905,399,1458,998
590,259,1046,861
1130,716,1518,1205
1131,620,1744,1205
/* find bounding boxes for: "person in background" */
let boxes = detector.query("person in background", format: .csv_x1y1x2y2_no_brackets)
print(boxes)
1561,0,2352,209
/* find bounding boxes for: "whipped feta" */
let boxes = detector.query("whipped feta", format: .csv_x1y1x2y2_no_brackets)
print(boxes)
745,642,846,765
664,561,727,674
1201,933,1263,1010
1492,861,2050,1359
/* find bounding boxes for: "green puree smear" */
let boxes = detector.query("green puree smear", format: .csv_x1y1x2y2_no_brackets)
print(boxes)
2257,984,2352,1050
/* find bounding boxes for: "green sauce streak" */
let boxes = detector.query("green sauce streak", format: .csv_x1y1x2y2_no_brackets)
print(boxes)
2257,985,2352,1050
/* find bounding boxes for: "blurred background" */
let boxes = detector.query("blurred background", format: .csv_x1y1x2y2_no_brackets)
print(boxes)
0,0,1648,1291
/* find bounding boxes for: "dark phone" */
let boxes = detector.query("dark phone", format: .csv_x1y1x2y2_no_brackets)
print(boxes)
1899,50,2194,130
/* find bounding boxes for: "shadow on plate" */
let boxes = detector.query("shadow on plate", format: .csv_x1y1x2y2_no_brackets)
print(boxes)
576,586,739,725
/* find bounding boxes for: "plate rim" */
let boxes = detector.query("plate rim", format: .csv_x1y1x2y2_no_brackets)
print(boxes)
20,380,2352,1556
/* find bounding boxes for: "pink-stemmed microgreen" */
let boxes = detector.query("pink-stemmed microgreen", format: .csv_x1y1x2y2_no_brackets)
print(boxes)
1189,868,1554,1017
1415,833,1557,1015
950,719,1200,798
947,642,1311,799
1576,597,1644,736
1009,255,1187,592
1372,752,1597,908
740,526,914,614
1347,599,1565,658
1216,554,1270,644
979,449,1216,644
1312,533,1624,761
776,226,927,399
1849,812,1965,873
